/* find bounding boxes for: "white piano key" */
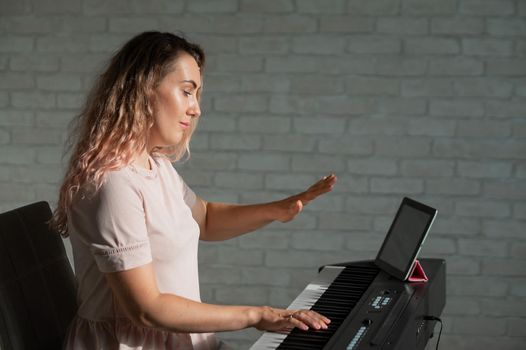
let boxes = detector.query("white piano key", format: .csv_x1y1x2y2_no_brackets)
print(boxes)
250,266,345,350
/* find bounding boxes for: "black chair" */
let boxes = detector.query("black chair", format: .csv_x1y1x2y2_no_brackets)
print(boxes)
0,201,77,350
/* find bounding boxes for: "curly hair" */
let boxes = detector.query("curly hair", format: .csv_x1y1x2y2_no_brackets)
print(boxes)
49,31,205,237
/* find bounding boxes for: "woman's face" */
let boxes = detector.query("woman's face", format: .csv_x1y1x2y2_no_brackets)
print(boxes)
148,52,202,149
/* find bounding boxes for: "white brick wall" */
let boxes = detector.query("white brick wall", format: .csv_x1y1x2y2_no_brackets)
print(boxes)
1,0,525,349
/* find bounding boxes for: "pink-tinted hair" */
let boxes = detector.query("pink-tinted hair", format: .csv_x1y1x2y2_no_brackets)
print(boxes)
49,31,205,237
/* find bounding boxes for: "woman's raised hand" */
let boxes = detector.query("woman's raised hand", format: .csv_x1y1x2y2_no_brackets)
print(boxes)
253,306,330,333
274,174,337,223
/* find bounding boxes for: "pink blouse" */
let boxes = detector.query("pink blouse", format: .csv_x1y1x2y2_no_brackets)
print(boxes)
64,154,218,350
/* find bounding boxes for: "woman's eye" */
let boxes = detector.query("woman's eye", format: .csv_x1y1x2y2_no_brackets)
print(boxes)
183,90,192,96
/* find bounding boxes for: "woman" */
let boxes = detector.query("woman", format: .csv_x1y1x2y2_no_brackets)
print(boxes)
50,31,336,350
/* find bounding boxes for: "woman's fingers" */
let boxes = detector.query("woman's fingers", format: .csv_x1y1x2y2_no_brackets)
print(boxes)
282,309,331,331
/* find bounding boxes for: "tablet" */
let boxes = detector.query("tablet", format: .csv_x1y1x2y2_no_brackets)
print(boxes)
374,197,437,281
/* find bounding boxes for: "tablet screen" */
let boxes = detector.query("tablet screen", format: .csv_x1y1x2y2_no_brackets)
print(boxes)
374,197,437,281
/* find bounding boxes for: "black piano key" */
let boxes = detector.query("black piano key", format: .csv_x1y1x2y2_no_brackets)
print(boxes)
277,265,379,350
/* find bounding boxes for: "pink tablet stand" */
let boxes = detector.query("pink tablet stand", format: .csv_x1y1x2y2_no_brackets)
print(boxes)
407,259,428,282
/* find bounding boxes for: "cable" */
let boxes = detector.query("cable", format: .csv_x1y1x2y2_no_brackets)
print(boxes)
424,316,443,350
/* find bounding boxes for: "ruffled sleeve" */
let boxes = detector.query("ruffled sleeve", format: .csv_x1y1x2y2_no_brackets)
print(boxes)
76,171,152,273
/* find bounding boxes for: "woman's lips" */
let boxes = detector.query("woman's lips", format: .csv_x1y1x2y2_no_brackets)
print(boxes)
179,121,190,129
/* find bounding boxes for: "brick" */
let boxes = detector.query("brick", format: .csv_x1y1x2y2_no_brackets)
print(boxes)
454,78,513,97
0,183,35,202
291,155,345,173
215,285,268,304
431,18,484,35
375,58,427,76
214,95,267,113
293,117,347,134
11,128,63,146
293,36,346,55
1,16,62,34
456,200,510,218
265,56,319,73
10,164,63,184
0,72,34,89
0,146,36,164
187,0,238,13
57,93,84,109
486,100,526,118
408,119,456,137
318,213,372,230
332,174,368,193
401,78,453,97
11,92,56,109
0,110,34,127
444,296,480,315
510,280,526,297
463,39,513,56
291,75,344,95
370,178,424,194
239,116,291,133
419,237,456,255
198,115,236,132
291,232,345,251
448,276,507,296
10,54,59,72
458,161,513,178
322,57,375,75
262,135,316,152
375,137,431,157
267,212,316,230
488,19,526,37
454,316,506,336
348,159,398,175
508,318,526,337
458,239,507,257
430,100,484,117
37,74,82,91
459,0,515,16
263,16,317,33
296,0,346,14
209,133,261,150
377,18,428,35
202,75,240,93
60,54,106,72
401,160,454,177
319,16,374,33
129,0,184,14
345,77,399,96
108,17,159,33
345,196,400,214
0,0,31,15
347,36,401,54
240,37,289,55
486,59,526,76
238,230,289,250
241,267,291,286
0,92,7,108
483,220,524,238
215,55,263,72
514,203,526,219
240,0,294,13
304,194,345,212
241,74,294,93
348,0,400,15
33,0,81,14
446,256,481,275
375,98,427,115
429,57,483,76
319,137,373,156
433,140,526,159
485,180,526,199
186,152,237,170
0,36,33,53
483,259,526,276
318,96,370,115
269,96,317,114
238,153,289,171
265,173,318,191
214,172,263,189
406,37,460,55
402,0,456,15
37,35,90,53
36,146,67,165
186,35,237,54
481,299,526,317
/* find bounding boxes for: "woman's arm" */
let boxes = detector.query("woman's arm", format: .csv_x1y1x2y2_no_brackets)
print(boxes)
105,263,330,333
193,174,337,241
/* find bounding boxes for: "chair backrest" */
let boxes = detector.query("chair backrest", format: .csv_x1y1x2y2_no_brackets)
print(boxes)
0,201,77,350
